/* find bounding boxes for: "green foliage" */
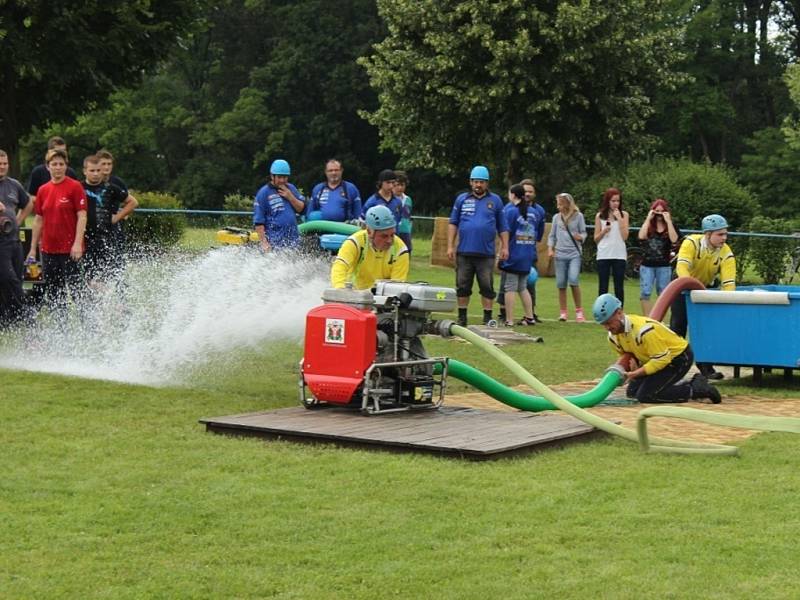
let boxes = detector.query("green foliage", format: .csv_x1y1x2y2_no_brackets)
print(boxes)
650,0,791,165
747,216,798,284
0,0,204,172
221,193,254,227
361,0,683,184
125,191,186,250
739,127,800,219
19,0,392,210
571,158,757,232
571,157,758,281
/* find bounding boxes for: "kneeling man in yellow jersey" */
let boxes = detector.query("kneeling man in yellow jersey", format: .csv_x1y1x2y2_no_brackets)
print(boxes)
330,204,409,290
593,293,721,404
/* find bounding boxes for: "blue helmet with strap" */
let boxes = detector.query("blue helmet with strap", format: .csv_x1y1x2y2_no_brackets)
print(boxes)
365,205,396,231
469,165,490,181
701,214,728,232
593,293,622,324
270,159,291,176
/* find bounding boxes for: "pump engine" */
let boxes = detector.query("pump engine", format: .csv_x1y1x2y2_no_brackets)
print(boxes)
299,281,456,414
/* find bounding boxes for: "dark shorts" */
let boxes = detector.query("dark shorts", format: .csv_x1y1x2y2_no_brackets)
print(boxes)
456,254,496,299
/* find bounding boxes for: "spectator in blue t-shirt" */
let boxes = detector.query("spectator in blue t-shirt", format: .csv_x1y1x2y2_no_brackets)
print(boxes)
498,183,545,326
361,169,403,225
305,158,362,223
447,165,509,327
253,159,305,252
498,177,545,324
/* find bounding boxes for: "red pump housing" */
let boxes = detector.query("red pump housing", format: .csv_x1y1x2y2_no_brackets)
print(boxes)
302,303,377,404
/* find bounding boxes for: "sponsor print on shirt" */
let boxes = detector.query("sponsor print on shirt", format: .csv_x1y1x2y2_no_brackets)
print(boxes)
269,194,286,213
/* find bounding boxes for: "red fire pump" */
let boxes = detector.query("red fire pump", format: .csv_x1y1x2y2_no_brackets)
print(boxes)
299,281,457,414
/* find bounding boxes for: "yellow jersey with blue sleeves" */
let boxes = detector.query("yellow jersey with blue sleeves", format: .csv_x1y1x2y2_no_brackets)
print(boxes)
607,314,689,375
675,233,736,290
331,229,409,290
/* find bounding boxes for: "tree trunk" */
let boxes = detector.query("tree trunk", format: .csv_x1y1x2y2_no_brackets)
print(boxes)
505,142,522,188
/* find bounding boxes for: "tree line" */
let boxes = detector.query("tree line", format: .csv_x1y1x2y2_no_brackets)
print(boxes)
4,0,800,220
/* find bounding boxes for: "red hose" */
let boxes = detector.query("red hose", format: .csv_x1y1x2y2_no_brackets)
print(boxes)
648,276,706,321
615,276,706,373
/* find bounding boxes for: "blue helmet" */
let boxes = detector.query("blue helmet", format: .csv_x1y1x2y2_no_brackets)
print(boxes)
365,205,396,231
527,267,539,286
701,214,728,232
470,165,490,181
593,293,622,324
270,159,291,176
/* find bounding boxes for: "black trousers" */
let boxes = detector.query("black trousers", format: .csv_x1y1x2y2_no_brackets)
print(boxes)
0,241,26,322
626,346,694,403
669,292,715,373
597,258,626,306
41,252,83,311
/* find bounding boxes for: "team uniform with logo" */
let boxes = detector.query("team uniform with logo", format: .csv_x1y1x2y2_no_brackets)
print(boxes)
449,191,507,299
253,183,305,250
306,181,362,222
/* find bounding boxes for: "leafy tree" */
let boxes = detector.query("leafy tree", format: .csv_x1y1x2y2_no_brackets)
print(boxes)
571,157,758,231
360,0,683,186
650,0,790,165
738,127,800,217
0,0,203,175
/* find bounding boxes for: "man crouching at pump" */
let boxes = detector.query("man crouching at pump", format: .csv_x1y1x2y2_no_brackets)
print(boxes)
330,205,409,290
593,293,721,404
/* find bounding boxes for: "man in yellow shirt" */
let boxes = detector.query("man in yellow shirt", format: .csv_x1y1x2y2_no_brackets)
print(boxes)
670,213,735,380
594,293,721,403
330,205,409,290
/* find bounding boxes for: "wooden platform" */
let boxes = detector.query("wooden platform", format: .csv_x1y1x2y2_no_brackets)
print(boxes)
199,406,601,460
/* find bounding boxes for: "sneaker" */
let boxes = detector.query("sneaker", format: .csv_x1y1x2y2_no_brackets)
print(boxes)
517,317,536,326
458,318,467,327
503,320,515,327
558,311,568,322
690,374,722,404
532,313,543,324
575,308,586,323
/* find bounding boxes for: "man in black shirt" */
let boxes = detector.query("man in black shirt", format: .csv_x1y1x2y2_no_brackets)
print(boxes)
82,154,138,282
26,136,79,200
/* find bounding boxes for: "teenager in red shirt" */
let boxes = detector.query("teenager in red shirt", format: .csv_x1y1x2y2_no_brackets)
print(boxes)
27,149,87,310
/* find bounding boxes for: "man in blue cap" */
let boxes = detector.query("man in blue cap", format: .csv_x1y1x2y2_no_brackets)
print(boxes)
253,159,305,252
447,165,508,326
331,204,409,289
671,213,736,380
593,293,721,403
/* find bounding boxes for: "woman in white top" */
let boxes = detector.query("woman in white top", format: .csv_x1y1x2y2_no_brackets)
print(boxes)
593,187,629,306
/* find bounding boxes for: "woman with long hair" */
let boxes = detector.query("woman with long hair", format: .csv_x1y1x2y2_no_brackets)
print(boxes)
594,187,629,305
637,197,679,314
547,192,587,322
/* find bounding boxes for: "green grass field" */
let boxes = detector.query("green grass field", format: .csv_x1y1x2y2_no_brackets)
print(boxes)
2,231,799,599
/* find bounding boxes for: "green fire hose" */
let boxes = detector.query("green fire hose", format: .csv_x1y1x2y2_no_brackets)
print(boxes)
450,324,734,454
298,220,359,236
449,324,800,455
441,359,622,412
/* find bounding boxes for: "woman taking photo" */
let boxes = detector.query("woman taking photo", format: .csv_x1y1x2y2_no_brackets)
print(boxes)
594,187,629,306
637,197,679,315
